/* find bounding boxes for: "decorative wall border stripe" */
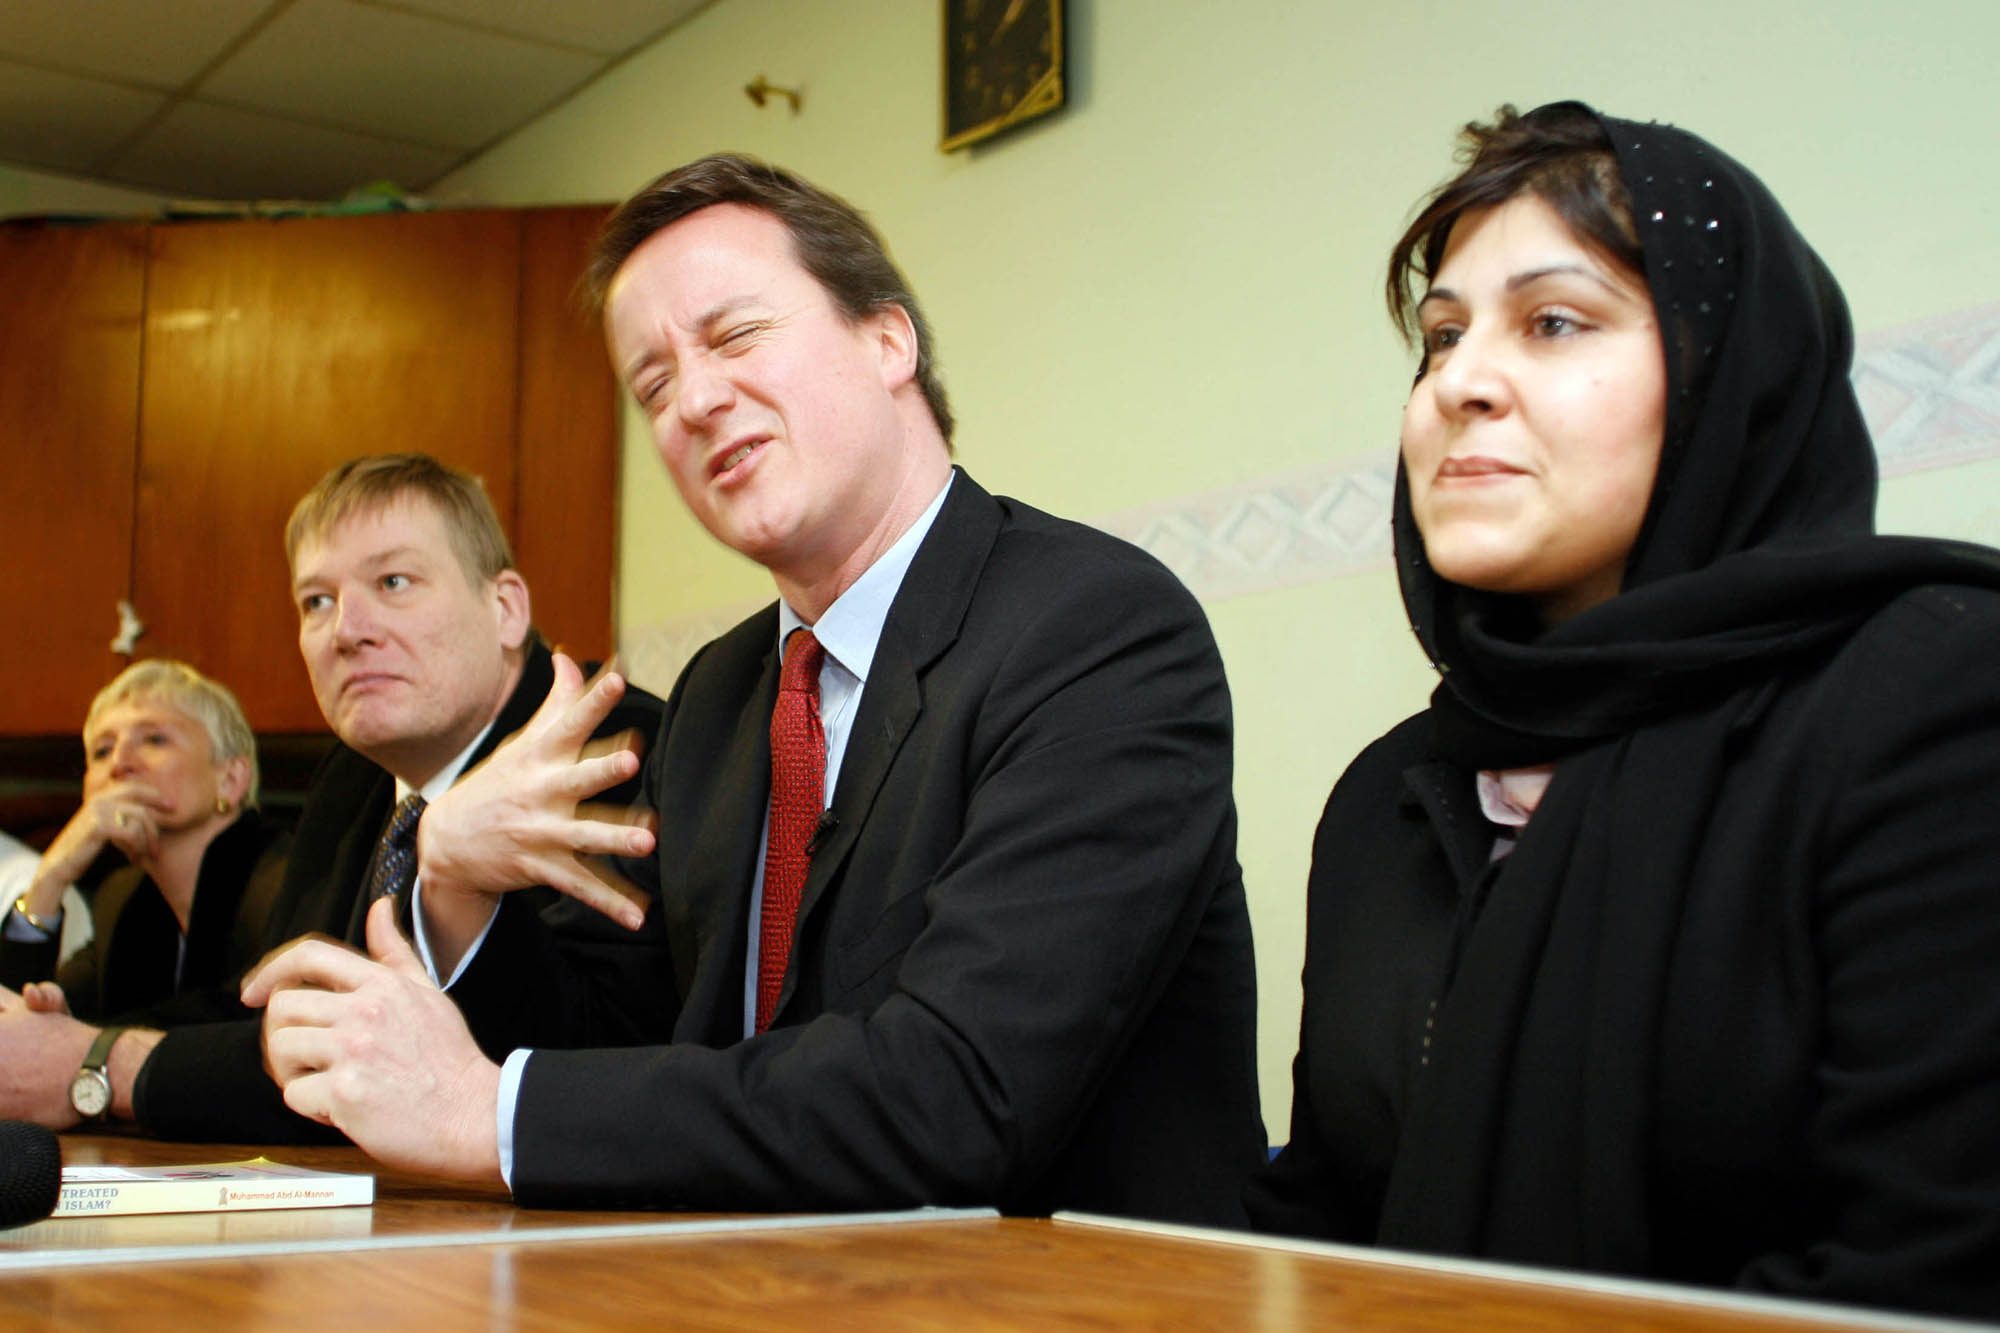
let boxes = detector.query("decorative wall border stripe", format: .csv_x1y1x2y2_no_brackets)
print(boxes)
1091,459,1400,600
1855,301,2000,477
621,302,2000,693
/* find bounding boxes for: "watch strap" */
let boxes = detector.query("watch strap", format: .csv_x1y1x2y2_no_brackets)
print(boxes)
82,1025,127,1075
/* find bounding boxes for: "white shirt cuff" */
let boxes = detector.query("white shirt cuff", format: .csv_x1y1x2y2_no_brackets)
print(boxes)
4,905,54,942
496,1047,531,1190
410,878,501,989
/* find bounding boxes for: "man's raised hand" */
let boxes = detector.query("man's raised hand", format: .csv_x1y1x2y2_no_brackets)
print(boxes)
417,654,657,952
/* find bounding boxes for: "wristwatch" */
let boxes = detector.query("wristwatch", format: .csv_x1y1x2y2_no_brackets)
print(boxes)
68,1026,127,1121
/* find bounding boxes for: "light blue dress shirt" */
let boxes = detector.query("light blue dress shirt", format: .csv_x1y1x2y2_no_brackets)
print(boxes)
407,722,498,985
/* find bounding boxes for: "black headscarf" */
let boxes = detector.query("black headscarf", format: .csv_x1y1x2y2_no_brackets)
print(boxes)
1375,103,2000,1269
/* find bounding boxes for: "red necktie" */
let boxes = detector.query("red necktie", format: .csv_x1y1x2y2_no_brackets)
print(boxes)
757,629,826,1032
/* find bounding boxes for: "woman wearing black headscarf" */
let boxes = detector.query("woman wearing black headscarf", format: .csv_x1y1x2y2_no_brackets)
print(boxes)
1246,102,2000,1319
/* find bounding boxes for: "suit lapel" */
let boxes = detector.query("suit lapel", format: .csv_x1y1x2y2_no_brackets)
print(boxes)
782,473,1003,999
312,761,393,946
655,610,783,1046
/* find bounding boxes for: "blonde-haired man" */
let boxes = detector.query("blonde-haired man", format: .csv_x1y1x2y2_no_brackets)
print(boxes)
0,454,666,1139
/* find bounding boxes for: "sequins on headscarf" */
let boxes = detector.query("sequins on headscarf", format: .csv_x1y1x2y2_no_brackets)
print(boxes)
1617,127,1739,467
1596,108,1878,584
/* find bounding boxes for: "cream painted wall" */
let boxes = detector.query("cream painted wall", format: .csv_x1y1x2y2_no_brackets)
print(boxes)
435,0,2000,1140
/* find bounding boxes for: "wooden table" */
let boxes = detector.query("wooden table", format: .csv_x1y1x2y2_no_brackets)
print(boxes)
0,1136,1962,1331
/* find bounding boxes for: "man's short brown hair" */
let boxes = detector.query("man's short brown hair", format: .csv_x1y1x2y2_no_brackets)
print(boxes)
585,153,954,443
285,452,514,586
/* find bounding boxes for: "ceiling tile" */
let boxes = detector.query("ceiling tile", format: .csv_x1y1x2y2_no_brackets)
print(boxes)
0,59,166,174
107,100,462,200
392,0,712,56
0,0,274,89
202,0,603,150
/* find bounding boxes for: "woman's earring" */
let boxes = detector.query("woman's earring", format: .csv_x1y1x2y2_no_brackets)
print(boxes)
216,796,232,816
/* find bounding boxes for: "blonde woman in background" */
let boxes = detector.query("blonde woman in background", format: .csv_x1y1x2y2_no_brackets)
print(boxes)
1,660,286,1024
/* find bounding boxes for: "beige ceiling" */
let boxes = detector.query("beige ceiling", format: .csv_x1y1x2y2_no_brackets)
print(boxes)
0,0,713,202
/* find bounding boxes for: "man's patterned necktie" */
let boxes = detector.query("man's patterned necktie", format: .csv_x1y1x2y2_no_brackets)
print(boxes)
757,630,826,1032
365,792,428,904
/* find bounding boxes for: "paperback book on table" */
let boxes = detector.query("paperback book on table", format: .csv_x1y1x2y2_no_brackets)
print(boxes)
54,1158,374,1217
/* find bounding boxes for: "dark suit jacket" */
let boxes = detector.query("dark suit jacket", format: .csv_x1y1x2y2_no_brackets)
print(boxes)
509,472,1264,1224
0,811,288,1026
134,640,673,1142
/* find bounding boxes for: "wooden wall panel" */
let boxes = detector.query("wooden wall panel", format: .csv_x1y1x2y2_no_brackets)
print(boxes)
133,211,523,731
513,205,618,665
0,224,147,736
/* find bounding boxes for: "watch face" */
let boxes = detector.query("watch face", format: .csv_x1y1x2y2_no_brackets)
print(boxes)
70,1067,112,1119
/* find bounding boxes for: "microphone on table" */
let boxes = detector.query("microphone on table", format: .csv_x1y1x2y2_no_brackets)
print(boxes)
0,1121,61,1228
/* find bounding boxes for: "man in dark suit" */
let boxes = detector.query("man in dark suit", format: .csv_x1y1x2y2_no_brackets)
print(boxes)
248,159,1264,1223
0,454,668,1138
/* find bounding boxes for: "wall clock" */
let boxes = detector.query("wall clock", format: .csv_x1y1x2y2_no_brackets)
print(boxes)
941,0,1065,152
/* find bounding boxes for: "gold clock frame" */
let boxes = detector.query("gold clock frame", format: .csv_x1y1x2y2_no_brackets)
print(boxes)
940,0,1066,153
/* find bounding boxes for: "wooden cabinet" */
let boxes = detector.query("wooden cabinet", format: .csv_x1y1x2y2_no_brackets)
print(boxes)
510,207,621,675
0,224,147,732
0,205,618,736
